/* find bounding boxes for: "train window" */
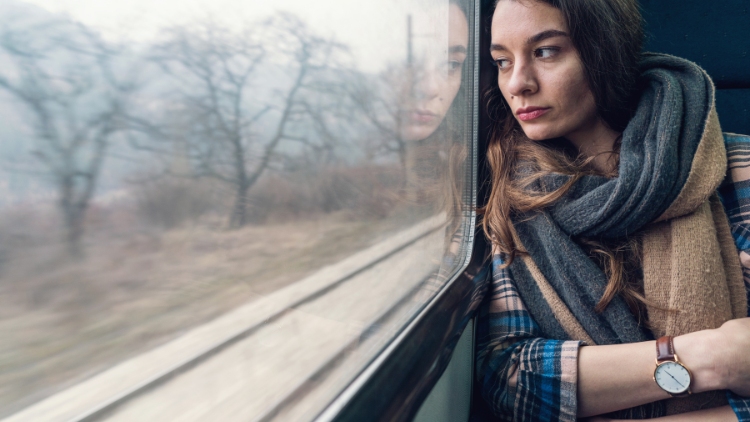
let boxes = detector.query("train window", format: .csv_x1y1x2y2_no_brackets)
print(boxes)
0,0,476,420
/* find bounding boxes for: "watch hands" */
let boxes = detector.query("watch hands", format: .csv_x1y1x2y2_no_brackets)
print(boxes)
665,371,685,389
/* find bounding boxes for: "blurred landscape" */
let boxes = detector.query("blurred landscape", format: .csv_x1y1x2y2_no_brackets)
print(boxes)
0,169,433,417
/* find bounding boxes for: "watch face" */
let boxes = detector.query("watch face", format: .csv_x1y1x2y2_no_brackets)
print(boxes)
654,361,691,394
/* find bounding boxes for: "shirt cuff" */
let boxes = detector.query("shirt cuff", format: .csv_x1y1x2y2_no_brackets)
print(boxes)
728,390,750,422
516,339,581,422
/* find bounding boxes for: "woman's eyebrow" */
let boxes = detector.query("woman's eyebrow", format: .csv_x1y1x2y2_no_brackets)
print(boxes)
490,29,569,53
527,29,568,44
449,45,467,54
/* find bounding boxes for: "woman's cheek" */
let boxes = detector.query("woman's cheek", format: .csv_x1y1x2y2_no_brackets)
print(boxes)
446,74,461,97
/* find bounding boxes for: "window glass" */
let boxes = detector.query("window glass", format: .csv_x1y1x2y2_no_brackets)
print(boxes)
0,0,475,419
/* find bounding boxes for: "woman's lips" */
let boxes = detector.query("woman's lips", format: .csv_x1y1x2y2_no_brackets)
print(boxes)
409,110,438,123
516,107,550,121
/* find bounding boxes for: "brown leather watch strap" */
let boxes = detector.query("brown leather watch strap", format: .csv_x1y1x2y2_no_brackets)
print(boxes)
656,335,675,362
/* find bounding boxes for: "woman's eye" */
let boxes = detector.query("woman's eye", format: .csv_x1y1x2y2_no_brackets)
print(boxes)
534,47,560,59
448,60,462,72
494,58,510,69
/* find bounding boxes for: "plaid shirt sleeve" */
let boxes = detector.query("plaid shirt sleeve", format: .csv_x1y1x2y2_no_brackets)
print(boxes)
475,254,581,422
720,133,750,421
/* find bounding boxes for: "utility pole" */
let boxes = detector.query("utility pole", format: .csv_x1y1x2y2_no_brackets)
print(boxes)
407,14,413,67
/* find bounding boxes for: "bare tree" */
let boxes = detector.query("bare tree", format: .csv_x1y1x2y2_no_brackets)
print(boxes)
148,13,350,228
0,18,129,257
344,63,413,179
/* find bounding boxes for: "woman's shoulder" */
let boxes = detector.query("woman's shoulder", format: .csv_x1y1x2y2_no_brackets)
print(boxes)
724,132,750,144
719,132,750,253
722,132,750,155
724,132,750,163
724,132,750,184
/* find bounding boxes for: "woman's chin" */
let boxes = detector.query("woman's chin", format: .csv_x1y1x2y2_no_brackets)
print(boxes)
401,125,439,142
519,125,561,142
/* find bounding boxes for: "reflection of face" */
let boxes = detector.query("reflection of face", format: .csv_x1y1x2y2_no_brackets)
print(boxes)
400,3,468,142
490,0,601,142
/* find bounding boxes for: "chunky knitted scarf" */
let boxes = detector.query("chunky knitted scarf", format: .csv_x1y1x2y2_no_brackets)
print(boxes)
507,53,747,417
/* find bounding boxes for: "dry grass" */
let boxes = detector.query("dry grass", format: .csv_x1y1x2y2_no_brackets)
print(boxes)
0,210,418,418
0,160,441,417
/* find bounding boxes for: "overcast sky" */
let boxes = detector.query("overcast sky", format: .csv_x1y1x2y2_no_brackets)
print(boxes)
18,0,450,71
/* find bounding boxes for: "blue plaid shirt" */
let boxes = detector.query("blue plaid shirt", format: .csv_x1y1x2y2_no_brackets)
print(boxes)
475,133,750,421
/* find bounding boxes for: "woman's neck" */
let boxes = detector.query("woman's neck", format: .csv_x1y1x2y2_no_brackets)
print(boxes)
565,118,622,175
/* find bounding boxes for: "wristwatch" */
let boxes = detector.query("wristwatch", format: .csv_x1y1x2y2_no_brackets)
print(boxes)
653,335,692,397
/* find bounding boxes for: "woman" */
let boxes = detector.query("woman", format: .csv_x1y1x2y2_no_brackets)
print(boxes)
398,1,469,144
475,0,750,420
390,0,471,224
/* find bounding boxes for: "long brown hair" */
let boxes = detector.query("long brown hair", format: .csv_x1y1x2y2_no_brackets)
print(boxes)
481,0,648,315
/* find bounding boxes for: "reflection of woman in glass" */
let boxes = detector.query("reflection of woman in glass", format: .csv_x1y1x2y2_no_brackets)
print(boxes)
476,0,750,420
395,0,470,226
399,1,468,143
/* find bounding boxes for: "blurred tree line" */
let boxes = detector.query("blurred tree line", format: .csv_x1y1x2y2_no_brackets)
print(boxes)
0,9,413,258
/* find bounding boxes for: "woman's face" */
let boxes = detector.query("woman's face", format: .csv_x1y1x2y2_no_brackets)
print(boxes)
400,3,468,142
490,0,600,142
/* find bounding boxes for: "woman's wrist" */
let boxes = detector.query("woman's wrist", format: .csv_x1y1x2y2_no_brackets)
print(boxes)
673,329,726,393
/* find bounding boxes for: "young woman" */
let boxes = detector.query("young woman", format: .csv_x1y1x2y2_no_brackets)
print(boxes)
393,0,471,222
475,0,750,420
399,0,469,143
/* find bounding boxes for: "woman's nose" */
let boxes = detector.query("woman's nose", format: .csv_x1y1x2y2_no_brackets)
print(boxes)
506,61,537,98
413,67,441,100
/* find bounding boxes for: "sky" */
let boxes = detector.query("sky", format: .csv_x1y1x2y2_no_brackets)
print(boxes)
16,0,451,71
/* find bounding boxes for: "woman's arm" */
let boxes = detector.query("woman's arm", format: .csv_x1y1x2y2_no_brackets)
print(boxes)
478,255,750,420
577,330,724,417
588,405,738,422
578,318,750,418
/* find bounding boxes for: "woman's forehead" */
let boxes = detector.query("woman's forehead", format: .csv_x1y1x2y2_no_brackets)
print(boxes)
410,3,468,63
491,0,567,44
449,4,469,48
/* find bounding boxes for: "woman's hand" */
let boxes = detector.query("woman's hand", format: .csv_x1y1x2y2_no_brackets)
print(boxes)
713,317,750,397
